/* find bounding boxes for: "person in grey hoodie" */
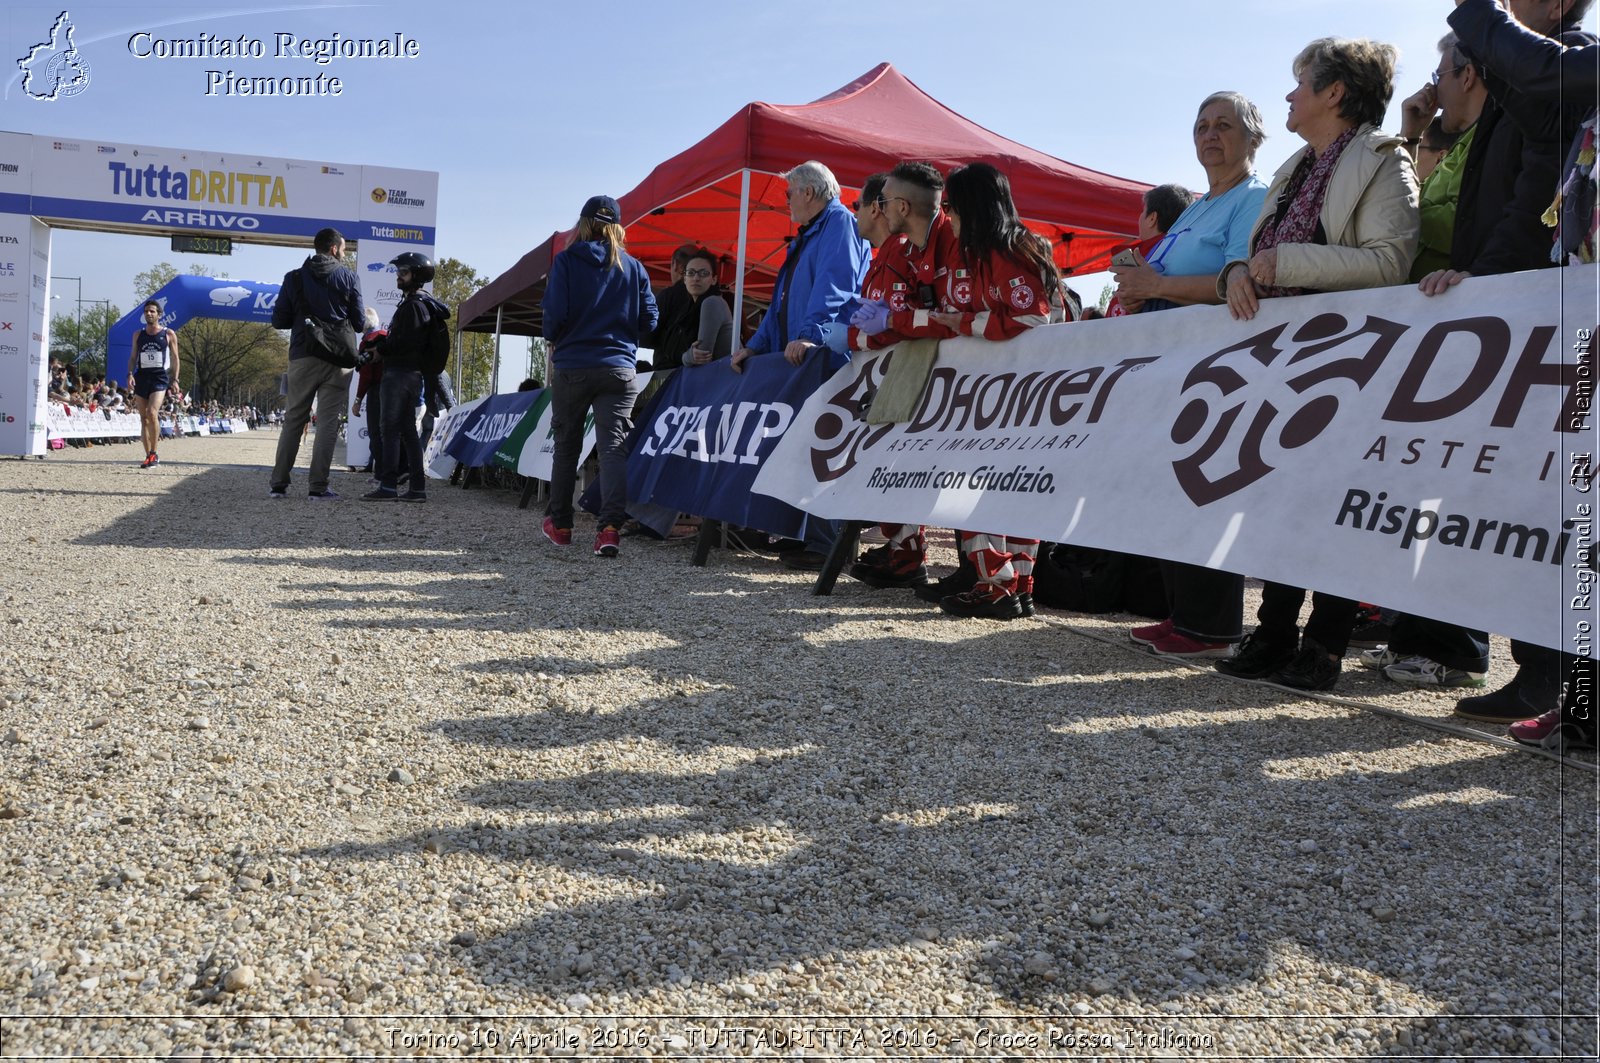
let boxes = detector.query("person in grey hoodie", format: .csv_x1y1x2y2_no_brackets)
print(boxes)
540,195,658,557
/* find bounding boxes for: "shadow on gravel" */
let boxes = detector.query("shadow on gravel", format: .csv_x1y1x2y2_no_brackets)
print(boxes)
301,646,1596,1058
73,465,1593,1052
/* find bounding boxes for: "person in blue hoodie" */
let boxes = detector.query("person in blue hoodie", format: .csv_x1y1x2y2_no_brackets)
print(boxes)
540,195,658,558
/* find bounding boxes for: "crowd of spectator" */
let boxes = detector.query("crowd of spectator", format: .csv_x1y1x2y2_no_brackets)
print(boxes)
515,1,1595,756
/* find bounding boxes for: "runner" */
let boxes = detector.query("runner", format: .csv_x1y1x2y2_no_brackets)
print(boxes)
128,299,179,468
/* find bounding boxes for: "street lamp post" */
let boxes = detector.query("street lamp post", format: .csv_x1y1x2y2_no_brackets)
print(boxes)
49,274,82,364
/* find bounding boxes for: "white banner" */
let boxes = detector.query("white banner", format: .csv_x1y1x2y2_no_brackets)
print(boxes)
45,404,139,439
754,267,1598,656
424,395,483,479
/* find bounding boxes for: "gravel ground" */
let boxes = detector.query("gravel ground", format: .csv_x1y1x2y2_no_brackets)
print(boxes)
1,432,1596,1061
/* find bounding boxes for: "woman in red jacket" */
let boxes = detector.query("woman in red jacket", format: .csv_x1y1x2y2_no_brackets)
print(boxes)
930,162,1064,620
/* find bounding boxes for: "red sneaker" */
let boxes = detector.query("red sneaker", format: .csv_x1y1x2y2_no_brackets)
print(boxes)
1148,631,1234,659
593,526,620,558
1130,617,1173,646
542,517,572,546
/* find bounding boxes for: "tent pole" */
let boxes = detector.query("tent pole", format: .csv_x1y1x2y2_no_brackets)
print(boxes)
731,168,751,348
491,305,503,395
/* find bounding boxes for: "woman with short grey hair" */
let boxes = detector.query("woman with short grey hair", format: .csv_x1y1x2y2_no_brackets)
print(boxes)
1114,91,1272,659
1215,36,1420,692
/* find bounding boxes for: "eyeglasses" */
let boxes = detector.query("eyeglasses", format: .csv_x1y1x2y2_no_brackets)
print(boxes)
1430,64,1464,85
784,187,810,201
941,201,957,214
683,268,713,279
881,195,909,210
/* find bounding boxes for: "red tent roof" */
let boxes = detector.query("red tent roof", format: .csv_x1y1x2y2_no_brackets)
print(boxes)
460,63,1148,336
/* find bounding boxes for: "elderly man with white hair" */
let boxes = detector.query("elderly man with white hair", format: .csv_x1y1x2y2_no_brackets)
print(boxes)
731,160,871,375
729,160,871,569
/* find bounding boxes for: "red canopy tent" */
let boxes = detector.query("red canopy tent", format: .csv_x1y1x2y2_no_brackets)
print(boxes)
459,62,1148,342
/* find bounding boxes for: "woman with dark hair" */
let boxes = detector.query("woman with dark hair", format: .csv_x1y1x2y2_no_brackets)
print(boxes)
1215,37,1419,690
927,162,1064,620
540,195,658,558
674,249,733,367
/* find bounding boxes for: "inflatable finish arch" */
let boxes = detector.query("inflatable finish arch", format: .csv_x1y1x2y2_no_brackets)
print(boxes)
0,129,437,457
110,275,281,382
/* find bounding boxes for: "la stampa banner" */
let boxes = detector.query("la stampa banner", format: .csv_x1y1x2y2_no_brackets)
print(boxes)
628,353,832,540
753,267,1598,656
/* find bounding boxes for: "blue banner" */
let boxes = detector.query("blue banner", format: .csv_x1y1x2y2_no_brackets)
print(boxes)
444,390,542,469
626,352,834,540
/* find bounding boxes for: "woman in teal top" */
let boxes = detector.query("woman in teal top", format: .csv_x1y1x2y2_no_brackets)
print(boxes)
1112,91,1271,313
1112,92,1272,658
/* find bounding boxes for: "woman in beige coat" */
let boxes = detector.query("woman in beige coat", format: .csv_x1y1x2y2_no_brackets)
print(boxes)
1214,36,1421,692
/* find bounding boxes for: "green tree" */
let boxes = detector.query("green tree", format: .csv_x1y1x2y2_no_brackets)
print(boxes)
429,256,497,397
132,262,180,299
49,300,121,376
178,318,287,407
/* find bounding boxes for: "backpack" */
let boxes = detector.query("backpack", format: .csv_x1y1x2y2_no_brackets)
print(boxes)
421,295,452,375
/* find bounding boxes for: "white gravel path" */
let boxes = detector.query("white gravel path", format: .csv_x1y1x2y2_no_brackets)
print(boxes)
0,432,1595,1060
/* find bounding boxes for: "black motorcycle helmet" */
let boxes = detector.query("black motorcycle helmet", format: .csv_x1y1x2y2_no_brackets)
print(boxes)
389,251,435,289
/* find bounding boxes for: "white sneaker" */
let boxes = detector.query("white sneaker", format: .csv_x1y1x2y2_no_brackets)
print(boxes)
1383,656,1487,688
1358,647,1399,670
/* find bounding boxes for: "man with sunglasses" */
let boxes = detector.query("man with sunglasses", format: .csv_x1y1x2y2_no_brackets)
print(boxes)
1398,33,1489,278
845,161,964,591
851,162,964,350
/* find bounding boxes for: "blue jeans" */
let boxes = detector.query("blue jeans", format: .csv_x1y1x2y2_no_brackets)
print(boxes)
547,365,637,529
378,369,424,492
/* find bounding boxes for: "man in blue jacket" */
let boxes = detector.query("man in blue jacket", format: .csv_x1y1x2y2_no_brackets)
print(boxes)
729,161,871,568
268,226,365,499
731,160,871,376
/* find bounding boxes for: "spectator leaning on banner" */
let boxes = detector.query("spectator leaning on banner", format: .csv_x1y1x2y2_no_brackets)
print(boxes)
1114,92,1272,660
846,162,964,593
925,161,1066,621
268,226,365,500
730,160,871,376
1217,36,1420,692
729,160,870,570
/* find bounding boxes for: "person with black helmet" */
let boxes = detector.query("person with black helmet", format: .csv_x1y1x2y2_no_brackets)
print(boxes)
539,195,657,557
363,250,450,502
268,226,366,499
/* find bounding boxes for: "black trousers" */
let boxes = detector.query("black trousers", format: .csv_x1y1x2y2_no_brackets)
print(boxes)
1256,582,1360,657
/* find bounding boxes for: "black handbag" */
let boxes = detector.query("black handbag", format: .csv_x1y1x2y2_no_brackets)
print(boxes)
292,270,358,369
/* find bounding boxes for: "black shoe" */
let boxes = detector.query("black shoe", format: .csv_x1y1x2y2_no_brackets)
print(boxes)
362,487,398,501
1215,631,1296,680
1017,592,1036,617
856,543,890,567
1455,671,1559,723
397,490,427,503
939,588,1023,621
770,537,806,555
1347,619,1393,650
913,567,977,603
848,559,929,589
1268,641,1341,691
781,550,828,571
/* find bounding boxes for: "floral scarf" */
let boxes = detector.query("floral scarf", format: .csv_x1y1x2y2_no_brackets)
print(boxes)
1255,125,1359,297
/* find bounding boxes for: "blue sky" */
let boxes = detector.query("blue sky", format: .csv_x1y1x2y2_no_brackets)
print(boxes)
2,1,1585,385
